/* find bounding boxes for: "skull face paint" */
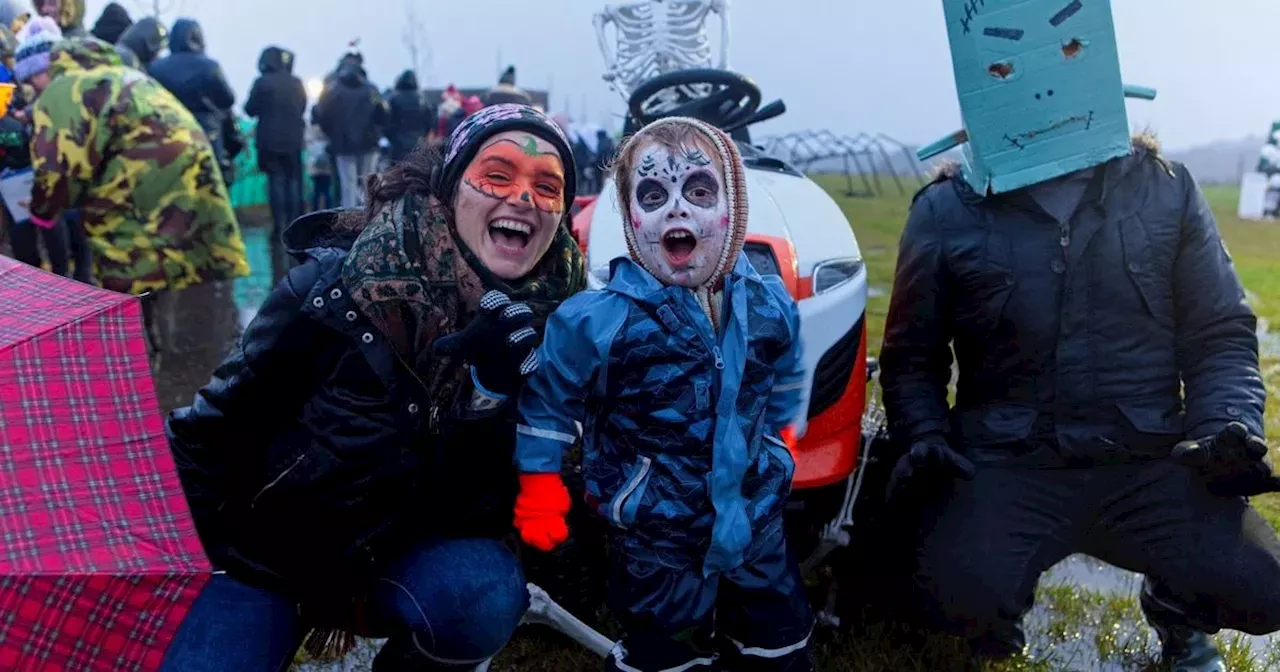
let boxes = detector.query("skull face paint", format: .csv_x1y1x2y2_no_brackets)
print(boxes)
627,139,729,287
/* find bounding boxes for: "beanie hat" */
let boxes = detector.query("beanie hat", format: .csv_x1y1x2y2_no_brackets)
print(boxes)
14,16,60,82
616,116,748,293
439,103,577,227
90,2,133,45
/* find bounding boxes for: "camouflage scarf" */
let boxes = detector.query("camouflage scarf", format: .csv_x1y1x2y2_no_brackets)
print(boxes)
340,193,586,407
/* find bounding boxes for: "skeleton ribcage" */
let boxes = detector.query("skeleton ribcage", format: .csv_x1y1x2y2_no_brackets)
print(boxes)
611,1,715,95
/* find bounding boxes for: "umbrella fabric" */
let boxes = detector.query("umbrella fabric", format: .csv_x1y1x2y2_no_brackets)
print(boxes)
0,256,211,671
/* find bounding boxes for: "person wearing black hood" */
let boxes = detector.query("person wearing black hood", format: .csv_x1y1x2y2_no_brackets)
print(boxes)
484,65,532,107
90,2,130,44
114,16,165,69
149,18,237,185
313,50,387,208
384,69,434,163
246,45,307,284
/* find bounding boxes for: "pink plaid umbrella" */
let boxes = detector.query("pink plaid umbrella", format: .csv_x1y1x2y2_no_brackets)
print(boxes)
0,257,210,671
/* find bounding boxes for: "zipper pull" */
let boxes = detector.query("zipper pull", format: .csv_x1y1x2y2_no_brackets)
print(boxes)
713,346,725,370
429,405,440,433
1059,223,1071,261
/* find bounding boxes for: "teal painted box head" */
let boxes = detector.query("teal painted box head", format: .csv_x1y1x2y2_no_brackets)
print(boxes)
918,0,1156,195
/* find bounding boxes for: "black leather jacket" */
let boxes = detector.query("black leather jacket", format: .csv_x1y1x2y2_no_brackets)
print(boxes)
880,145,1264,465
166,212,520,596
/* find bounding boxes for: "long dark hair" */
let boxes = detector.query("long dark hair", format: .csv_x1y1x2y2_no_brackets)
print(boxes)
362,139,445,222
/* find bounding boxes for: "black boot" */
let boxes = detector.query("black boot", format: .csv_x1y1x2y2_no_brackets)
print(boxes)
1140,578,1225,672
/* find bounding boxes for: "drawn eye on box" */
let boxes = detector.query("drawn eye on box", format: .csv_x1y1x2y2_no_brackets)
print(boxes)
963,0,1093,82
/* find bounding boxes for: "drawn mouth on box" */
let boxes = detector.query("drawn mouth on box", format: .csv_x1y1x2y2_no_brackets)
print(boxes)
1003,110,1094,150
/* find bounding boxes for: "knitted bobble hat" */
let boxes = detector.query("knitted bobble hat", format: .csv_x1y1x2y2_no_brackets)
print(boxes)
14,16,60,83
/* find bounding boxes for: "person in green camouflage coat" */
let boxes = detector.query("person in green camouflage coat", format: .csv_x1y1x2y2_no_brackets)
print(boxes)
28,37,248,295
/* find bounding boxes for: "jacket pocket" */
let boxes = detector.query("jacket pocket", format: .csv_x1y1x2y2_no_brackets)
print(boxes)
762,434,796,484
609,455,653,529
953,263,1016,337
1120,218,1175,330
1116,398,1185,444
955,404,1040,446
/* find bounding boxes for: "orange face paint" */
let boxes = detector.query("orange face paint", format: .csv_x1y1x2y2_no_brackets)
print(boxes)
462,136,566,214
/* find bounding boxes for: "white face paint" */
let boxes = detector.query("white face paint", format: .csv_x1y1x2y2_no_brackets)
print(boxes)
627,140,730,288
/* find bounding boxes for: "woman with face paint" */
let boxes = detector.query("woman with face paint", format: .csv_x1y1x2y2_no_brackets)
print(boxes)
161,104,587,671
512,118,815,672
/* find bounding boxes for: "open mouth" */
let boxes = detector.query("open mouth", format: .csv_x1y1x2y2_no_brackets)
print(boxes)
489,218,534,254
1004,110,1095,149
661,227,698,266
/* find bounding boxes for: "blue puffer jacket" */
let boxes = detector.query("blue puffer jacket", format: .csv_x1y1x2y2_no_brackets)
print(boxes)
517,255,804,576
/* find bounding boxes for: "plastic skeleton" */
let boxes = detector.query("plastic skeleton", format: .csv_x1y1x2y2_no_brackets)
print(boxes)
594,0,730,106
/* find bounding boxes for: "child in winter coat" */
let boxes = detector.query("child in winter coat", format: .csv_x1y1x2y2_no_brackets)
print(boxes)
513,117,814,671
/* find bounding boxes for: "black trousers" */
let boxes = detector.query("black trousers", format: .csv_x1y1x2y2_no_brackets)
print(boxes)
260,150,304,285
64,209,93,283
912,457,1280,650
9,218,69,277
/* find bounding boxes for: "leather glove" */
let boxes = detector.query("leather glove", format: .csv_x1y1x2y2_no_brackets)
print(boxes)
514,473,571,552
1172,422,1280,498
885,434,976,503
433,290,540,396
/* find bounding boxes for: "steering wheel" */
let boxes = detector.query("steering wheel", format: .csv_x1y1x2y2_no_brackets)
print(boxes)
627,69,762,131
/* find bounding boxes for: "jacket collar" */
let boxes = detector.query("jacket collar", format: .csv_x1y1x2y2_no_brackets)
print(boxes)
605,254,763,305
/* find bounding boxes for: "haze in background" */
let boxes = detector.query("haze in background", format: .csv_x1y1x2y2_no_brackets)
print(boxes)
81,0,1278,152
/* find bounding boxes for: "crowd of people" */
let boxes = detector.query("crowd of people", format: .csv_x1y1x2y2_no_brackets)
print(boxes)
0,0,620,342
0,0,620,288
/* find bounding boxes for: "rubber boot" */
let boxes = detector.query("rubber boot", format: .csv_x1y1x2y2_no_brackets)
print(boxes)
1140,578,1226,672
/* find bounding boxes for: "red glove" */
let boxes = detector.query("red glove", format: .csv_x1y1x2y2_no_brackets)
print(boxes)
514,473,571,552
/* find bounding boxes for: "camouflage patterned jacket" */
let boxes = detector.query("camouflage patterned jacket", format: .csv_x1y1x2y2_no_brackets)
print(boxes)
30,38,249,295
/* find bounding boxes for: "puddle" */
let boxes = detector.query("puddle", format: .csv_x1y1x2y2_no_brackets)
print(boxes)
233,226,273,329
1258,318,1280,359
1030,554,1278,669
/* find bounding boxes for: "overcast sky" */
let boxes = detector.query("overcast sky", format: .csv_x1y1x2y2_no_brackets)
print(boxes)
81,0,1279,151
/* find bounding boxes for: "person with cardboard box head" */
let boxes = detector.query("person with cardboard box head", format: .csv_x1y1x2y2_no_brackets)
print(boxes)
881,1,1280,669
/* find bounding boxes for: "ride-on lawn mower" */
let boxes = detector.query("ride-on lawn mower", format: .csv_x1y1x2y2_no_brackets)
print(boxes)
501,64,890,665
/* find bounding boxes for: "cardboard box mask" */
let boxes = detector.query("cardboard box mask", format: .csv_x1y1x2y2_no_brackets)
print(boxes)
917,0,1156,195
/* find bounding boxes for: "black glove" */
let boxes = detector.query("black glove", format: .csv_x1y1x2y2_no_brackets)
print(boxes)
1172,422,1280,498
885,434,976,503
432,290,539,396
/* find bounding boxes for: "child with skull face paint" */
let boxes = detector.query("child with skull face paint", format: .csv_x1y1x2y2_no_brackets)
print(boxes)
513,117,814,671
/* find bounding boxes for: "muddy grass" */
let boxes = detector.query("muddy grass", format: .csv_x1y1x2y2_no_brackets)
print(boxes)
277,179,1280,671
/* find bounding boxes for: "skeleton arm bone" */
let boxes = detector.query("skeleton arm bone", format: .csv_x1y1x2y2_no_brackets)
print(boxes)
713,0,730,68
594,8,620,80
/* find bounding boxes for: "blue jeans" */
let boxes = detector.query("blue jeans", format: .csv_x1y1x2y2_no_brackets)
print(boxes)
160,538,528,671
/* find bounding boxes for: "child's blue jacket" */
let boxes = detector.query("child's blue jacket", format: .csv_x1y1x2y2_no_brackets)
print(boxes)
516,255,804,575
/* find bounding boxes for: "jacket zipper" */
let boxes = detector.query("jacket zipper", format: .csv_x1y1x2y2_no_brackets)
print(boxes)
1059,222,1071,262
611,455,652,528
250,453,307,508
